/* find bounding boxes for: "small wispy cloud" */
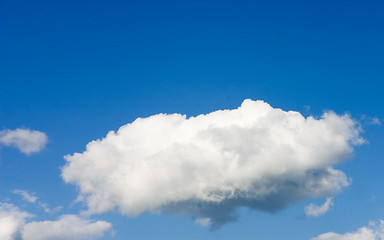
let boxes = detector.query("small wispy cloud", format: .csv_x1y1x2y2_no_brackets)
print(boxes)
38,202,63,214
195,218,212,227
13,190,38,203
360,115,382,126
0,129,47,155
13,189,63,214
305,198,333,217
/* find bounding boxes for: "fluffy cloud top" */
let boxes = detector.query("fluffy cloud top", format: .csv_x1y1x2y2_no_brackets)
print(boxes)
62,99,363,227
305,198,333,217
0,202,111,240
0,129,47,154
311,220,384,240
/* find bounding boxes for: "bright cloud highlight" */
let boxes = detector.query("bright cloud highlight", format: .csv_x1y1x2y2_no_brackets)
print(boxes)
0,129,47,154
0,202,30,240
62,99,363,227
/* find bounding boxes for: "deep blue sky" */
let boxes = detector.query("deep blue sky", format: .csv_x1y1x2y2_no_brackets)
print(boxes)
1,1,384,239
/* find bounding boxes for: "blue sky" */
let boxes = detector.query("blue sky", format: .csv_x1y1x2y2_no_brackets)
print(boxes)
1,0,384,239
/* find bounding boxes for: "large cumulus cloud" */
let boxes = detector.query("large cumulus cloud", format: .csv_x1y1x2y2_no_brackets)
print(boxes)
62,99,363,227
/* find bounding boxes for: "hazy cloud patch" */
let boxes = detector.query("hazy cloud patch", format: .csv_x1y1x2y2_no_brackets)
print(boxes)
360,115,382,126
62,99,363,227
371,117,382,125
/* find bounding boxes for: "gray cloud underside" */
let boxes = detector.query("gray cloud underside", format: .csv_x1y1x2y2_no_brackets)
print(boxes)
163,168,345,228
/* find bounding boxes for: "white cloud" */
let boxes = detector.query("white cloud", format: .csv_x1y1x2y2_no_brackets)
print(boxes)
305,197,333,217
62,99,363,227
0,201,111,240
13,190,38,203
311,220,384,240
22,215,112,240
0,202,30,240
0,129,47,155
